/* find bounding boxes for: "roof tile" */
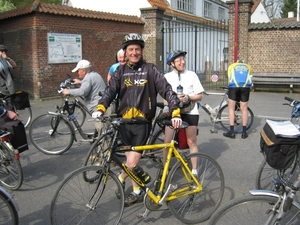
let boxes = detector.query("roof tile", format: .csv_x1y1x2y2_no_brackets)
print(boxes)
0,0,143,24
249,20,300,30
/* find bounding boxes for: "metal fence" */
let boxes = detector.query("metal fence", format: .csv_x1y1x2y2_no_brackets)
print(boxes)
162,19,229,90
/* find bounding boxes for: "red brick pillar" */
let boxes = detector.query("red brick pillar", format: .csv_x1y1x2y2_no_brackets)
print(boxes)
227,0,253,64
140,7,165,70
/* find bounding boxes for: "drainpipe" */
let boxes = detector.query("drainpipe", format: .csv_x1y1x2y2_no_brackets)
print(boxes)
234,0,238,62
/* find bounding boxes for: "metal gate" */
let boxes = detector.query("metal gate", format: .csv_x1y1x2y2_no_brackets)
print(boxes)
162,19,229,90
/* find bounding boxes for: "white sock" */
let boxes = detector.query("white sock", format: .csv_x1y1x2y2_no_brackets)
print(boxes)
133,190,141,195
192,169,198,176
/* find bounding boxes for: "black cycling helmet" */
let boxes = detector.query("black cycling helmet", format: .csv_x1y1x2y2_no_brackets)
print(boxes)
122,33,145,50
0,44,8,52
166,50,187,65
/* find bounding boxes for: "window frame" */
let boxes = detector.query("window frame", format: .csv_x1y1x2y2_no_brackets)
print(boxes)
177,0,193,13
204,1,212,19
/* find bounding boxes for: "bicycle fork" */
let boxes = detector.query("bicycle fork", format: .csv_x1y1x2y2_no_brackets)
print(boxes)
85,169,107,210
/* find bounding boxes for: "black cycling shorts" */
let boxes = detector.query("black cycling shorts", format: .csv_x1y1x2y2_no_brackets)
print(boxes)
228,87,250,102
119,123,152,150
180,114,199,126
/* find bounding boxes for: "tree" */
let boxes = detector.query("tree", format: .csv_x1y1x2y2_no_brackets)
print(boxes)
261,0,284,19
11,0,61,8
0,0,15,12
280,0,297,18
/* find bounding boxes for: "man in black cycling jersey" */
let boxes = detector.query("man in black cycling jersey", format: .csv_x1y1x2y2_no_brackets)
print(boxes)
92,33,182,207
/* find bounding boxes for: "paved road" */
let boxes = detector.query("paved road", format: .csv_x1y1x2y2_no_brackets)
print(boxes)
8,91,299,225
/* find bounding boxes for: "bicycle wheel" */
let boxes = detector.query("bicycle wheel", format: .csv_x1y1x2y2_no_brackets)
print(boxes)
218,104,254,133
0,143,23,190
166,152,225,224
14,107,32,128
83,131,113,167
50,165,124,225
255,157,299,190
0,190,18,225
29,114,74,155
208,195,300,225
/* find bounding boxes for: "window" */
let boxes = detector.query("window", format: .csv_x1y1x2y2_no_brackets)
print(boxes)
177,0,193,13
204,2,212,18
218,7,225,21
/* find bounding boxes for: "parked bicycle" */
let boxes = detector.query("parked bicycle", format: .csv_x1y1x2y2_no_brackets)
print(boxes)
0,130,23,190
199,86,254,133
0,90,32,128
0,185,19,225
55,75,93,128
256,96,300,190
29,78,98,155
50,116,225,225
208,163,300,224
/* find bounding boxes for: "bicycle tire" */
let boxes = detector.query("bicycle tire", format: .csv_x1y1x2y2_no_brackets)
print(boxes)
166,152,225,224
13,107,32,128
0,142,23,190
50,165,124,225
29,114,74,155
255,157,299,190
218,104,254,133
0,189,19,225
207,195,300,225
146,128,165,155
83,131,113,167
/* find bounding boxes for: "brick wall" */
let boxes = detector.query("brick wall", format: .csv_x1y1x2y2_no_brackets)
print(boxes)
0,13,143,99
249,29,300,73
227,0,300,75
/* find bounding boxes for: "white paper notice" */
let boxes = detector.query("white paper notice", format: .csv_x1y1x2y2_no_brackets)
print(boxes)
266,119,300,137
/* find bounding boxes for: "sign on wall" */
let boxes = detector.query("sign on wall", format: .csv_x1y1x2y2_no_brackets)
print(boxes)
47,33,82,64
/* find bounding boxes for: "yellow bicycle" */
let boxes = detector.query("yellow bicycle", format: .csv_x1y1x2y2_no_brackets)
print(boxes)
50,116,225,225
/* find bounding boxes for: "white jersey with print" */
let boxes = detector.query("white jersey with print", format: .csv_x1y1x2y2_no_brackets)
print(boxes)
164,69,204,115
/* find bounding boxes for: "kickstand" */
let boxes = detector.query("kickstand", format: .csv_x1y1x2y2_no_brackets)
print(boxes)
136,208,150,219
210,123,218,133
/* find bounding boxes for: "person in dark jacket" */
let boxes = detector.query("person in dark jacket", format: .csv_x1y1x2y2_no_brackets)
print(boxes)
92,33,182,207
0,44,15,95
0,107,18,121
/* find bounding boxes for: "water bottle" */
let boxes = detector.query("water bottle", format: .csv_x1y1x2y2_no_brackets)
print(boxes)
133,165,151,184
204,104,213,112
177,85,183,108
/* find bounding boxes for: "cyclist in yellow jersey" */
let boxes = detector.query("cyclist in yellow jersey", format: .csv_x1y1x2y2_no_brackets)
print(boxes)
223,59,253,139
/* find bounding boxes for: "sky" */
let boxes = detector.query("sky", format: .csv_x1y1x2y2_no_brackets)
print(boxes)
67,0,152,16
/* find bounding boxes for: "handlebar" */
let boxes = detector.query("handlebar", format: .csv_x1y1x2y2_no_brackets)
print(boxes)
97,115,188,129
284,96,294,102
58,75,75,93
284,96,300,107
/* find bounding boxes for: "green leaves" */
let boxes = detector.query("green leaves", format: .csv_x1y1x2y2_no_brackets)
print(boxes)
0,0,16,13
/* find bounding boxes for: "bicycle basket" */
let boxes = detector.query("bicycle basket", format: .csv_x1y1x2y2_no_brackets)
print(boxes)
11,90,30,110
260,122,299,170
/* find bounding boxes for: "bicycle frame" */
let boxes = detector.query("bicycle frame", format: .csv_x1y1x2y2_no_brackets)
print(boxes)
49,97,95,142
103,125,202,205
200,91,228,120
